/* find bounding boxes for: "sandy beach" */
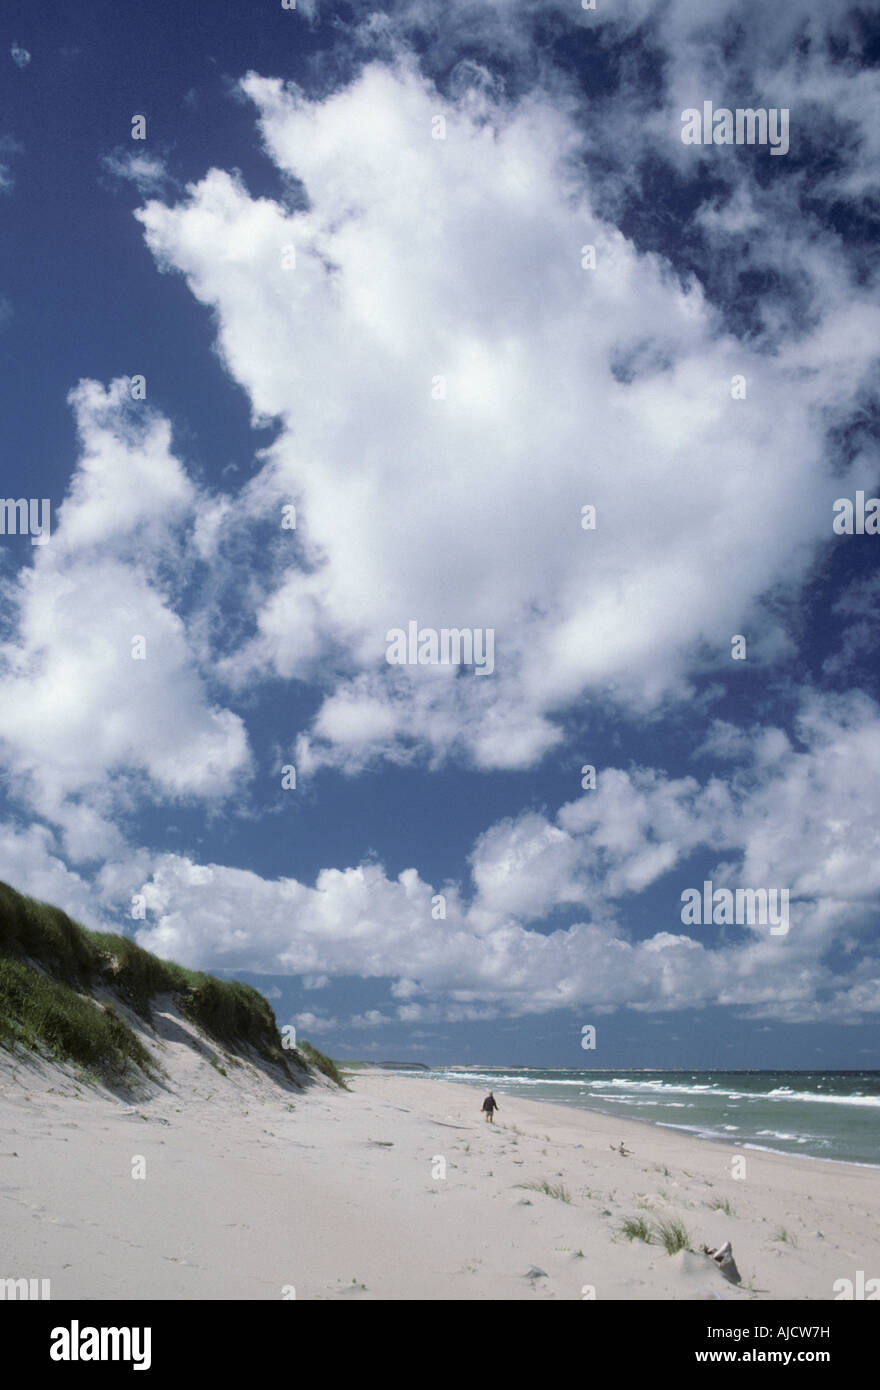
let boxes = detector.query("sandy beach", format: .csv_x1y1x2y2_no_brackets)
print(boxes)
2,1006,878,1302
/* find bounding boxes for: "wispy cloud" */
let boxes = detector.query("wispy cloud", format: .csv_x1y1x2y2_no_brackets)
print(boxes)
0,133,24,194
101,148,174,196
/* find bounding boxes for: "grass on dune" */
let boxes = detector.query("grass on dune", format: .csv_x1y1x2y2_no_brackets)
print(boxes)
0,880,346,1088
773,1225,798,1247
84,931,294,1070
0,955,154,1083
655,1218,691,1254
517,1179,572,1203
0,882,96,988
708,1196,734,1215
297,1040,350,1089
620,1213,691,1253
621,1214,653,1243
83,930,199,1020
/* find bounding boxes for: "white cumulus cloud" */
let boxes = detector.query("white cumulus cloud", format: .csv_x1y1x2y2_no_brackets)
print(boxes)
134,59,879,775
0,379,251,858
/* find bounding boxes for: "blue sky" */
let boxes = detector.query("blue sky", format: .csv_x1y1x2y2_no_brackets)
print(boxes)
1,0,879,1067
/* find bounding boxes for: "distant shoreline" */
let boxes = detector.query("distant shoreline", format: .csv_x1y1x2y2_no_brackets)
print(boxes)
365,1065,880,1170
349,1063,879,1074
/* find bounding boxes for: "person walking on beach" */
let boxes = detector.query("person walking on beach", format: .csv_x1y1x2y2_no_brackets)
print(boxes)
481,1092,499,1123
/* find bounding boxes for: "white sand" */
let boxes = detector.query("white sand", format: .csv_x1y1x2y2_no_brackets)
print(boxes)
2,1016,878,1300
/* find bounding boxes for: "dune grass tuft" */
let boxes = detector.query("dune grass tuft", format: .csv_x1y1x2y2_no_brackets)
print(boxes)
655,1218,691,1254
517,1179,572,1202
620,1214,653,1243
708,1196,734,1215
620,1213,691,1253
773,1225,797,1247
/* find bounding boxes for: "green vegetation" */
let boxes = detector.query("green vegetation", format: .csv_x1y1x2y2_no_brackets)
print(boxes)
655,1218,691,1255
709,1196,734,1215
0,882,96,987
517,1180,572,1203
0,879,344,1090
0,955,153,1083
773,1226,797,1247
620,1214,653,1243
179,974,291,1071
620,1214,691,1254
298,1040,349,1089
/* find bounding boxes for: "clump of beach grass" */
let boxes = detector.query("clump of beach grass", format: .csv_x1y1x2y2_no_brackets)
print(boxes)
773,1226,797,1247
709,1197,734,1215
620,1214,653,1243
655,1218,691,1254
517,1180,572,1203
620,1214,691,1254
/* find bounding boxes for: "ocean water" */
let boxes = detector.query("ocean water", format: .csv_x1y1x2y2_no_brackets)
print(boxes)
396,1069,880,1167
